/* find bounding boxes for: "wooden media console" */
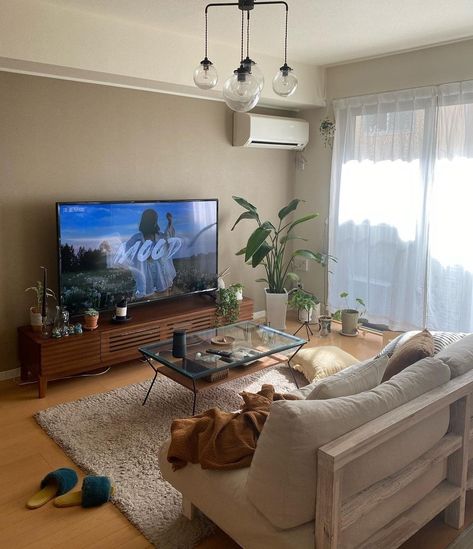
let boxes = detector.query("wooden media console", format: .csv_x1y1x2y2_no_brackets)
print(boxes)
18,295,254,398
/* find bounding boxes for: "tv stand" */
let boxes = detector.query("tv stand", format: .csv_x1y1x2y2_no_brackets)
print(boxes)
18,295,254,398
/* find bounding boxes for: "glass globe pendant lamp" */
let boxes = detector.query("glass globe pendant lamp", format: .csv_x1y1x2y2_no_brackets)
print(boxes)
241,56,264,92
193,57,218,90
272,63,298,97
223,65,261,112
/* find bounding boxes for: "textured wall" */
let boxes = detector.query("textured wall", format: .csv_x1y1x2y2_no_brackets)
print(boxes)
0,72,294,373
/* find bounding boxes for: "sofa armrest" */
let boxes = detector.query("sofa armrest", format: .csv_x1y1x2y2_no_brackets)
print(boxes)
315,368,473,549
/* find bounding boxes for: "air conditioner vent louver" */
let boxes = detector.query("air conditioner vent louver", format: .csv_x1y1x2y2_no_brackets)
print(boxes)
233,113,309,150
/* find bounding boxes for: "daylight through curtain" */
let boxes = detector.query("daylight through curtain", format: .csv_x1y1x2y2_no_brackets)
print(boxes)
329,81,473,332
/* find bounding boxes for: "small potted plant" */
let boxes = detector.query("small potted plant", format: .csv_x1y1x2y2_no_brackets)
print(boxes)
333,292,366,336
288,289,320,323
25,281,56,332
215,288,239,326
230,283,244,301
83,308,100,330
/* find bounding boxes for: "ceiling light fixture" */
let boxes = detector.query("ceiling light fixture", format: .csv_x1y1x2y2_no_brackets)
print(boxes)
194,0,297,112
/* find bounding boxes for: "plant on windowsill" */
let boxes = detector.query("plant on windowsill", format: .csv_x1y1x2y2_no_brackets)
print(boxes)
25,281,56,332
215,288,239,327
288,288,320,323
232,196,329,330
83,308,100,331
332,292,367,336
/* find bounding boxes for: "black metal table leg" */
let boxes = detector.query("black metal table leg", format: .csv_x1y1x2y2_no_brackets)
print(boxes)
192,379,197,416
142,356,159,405
286,344,306,389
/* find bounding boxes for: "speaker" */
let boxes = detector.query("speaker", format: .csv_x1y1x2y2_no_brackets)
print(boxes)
172,329,187,358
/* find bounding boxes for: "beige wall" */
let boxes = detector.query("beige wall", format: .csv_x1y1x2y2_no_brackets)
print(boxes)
297,38,473,304
0,72,294,374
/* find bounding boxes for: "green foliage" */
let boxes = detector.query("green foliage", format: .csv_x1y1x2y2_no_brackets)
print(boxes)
84,308,99,317
25,281,56,311
232,196,329,294
333,291,367,320
215,288,239,326
288,289,319,312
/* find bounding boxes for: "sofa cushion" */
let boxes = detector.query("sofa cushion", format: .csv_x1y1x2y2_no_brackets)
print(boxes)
246,357,450,530
381,329,434,381
377,330,468,359
307,356,388,400
436,333,473,378
292,346,359,383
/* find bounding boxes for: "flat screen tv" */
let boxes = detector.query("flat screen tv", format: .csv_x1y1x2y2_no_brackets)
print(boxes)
57,199,218,315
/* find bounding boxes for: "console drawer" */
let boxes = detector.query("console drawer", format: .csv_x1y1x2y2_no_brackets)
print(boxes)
101,325,161,363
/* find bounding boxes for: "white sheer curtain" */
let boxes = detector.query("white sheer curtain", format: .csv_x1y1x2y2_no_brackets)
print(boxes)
329,82,473,332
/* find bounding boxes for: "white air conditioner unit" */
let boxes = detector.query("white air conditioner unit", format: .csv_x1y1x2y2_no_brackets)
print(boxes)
233,112,309,150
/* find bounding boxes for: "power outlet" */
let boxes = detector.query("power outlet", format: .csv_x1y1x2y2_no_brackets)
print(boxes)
293,258,309,272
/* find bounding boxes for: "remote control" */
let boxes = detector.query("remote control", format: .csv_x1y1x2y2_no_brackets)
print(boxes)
205,348,232,358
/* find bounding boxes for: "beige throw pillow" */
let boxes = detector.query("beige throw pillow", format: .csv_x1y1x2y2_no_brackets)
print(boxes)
307,356,389,400
292,346,359,383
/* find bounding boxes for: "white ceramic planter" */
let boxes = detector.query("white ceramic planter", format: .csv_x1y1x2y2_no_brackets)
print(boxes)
265,288,288,330
298,302,321,323
29,306,43,332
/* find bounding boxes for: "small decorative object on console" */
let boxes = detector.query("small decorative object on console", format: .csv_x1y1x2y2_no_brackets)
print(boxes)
83,308,99,331
25,272,56,332
115,296,128,320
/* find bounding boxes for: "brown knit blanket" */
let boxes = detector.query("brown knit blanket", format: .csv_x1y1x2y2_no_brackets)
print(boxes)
167,384,300,471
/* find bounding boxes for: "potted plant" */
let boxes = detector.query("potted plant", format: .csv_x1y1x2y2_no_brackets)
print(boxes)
215,288,239,326
333,292,366,336
25,281,56,332
83,308,100,330
288,289,320,323
232,196,327,330
230,283,244,301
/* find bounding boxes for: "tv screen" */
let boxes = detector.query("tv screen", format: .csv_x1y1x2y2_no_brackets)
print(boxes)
57,199,218,315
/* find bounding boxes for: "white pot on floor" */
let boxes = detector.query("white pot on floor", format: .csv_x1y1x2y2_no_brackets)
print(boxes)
298,302,321,323
265,289,288,331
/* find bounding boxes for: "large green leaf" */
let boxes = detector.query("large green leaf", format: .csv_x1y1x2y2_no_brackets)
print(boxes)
233,196,257,212
280,234,308,244
286,213,318,233
292,249,325,264
235,247,247,256
245,226,271,261
251,241,272,267
231,211,259,231
278,198,303,220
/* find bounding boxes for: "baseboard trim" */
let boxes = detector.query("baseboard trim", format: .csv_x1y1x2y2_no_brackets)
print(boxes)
253,310,266,320
0,367,20,381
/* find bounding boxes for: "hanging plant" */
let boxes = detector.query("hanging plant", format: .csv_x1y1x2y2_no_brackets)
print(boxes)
319,117,336,148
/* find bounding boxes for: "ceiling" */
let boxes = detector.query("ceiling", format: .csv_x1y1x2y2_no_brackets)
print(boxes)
45,0,473,66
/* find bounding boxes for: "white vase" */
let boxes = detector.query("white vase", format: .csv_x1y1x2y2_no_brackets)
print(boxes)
29,306,43,332
265,288,288,331
297,303,321,323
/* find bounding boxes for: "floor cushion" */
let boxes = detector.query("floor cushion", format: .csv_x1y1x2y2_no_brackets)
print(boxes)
291,346,359,383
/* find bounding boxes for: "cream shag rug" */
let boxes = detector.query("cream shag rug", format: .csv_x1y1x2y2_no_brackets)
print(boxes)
35,365,302,549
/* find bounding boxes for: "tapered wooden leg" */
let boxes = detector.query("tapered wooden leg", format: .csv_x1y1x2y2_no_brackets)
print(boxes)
38,376,47,398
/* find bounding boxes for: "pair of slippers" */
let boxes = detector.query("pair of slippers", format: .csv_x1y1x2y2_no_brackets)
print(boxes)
26,468,114,510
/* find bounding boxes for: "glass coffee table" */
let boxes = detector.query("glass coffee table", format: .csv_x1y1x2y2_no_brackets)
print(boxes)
139,321,306,415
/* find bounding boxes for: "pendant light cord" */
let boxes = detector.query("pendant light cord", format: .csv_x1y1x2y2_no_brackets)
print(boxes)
284,5,288,65
246,11,250,59
205,10,208,58
241,10,245,61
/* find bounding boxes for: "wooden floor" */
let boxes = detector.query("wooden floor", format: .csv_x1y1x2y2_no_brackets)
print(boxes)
0,317,470,548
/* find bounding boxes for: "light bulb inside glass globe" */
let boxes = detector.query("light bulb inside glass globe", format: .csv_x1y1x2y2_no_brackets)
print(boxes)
193,58,218,90
272,63,298,97
223,66,261,112
241,56,264,92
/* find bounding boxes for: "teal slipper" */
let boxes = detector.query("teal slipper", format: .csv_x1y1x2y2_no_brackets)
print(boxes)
54,476,114,508
26,467,78,509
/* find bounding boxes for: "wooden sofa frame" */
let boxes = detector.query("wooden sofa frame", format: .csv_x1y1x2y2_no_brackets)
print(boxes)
316,368,473,549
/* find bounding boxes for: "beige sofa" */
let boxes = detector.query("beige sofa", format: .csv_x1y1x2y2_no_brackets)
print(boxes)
159,334,473,549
